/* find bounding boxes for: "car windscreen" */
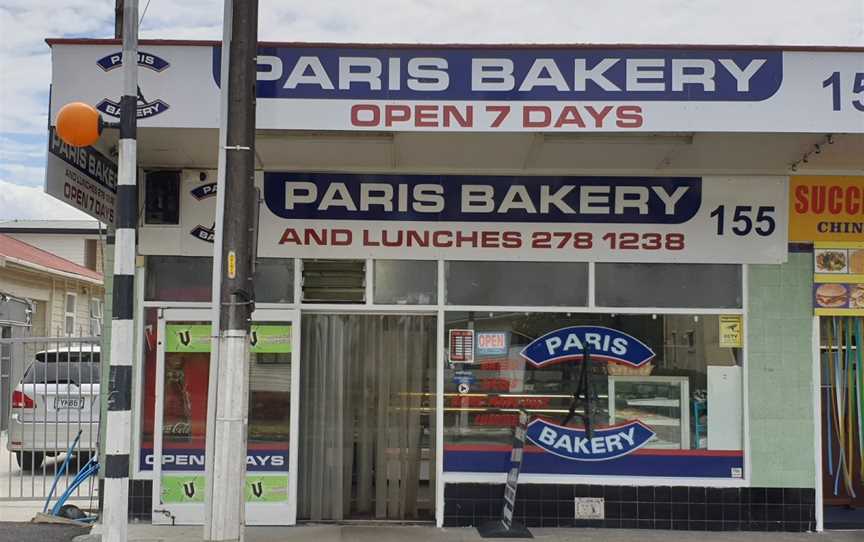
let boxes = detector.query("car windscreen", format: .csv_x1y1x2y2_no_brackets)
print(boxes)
22,360,101,385
34,351,100,364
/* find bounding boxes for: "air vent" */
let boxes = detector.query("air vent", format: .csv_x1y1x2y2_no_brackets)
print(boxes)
302,260,365,303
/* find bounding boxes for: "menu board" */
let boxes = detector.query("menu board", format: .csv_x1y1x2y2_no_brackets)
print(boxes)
813,242,864,316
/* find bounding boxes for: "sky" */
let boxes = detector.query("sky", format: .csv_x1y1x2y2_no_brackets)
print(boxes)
0,0,862,221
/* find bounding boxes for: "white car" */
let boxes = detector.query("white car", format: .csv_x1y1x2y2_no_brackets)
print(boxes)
6,346,100,471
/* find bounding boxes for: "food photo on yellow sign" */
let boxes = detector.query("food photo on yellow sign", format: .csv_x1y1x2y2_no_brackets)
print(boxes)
788,176,864,315
813,241,864,316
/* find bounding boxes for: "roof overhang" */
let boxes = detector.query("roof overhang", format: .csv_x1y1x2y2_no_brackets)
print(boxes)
0,256,103,286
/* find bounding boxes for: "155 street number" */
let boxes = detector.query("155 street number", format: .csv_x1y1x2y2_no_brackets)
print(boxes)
822,72,864,112
709,205,776,236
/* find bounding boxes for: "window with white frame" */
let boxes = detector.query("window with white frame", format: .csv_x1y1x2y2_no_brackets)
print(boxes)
442,261,746,480
90,298,104,336
64,292,77,336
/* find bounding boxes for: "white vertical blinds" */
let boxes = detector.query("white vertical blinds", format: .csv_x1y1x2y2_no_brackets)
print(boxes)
298,314,436,521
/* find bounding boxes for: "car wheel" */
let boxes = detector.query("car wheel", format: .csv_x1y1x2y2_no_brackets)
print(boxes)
16,451,45,471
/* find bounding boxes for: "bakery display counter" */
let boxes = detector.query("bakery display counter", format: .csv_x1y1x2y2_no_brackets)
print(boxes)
608,375,690,449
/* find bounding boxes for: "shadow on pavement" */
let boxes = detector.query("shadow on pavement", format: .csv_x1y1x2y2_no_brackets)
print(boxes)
0,522,90,542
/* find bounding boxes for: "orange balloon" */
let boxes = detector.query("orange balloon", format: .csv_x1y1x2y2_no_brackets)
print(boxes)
55,102,102,147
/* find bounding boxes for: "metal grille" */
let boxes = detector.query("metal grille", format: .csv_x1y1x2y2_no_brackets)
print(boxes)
0,336,100,508
301,259,366,303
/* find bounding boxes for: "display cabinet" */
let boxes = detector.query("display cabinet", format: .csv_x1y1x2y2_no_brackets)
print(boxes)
607,375,690,450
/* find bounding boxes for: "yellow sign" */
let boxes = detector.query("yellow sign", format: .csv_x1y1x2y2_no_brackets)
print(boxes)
719,315,743,348
789,176,864,242
813,241,864,316
227,250,236,279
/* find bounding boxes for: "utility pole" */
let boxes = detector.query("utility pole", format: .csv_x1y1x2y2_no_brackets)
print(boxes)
102,0,137,541
114,0,124,38
204,0,258,540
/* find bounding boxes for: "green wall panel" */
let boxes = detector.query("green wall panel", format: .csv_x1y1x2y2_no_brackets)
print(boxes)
748,253,815,488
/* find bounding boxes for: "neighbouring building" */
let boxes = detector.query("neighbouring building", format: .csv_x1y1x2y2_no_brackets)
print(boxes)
0,233,104,338
0,219,106,275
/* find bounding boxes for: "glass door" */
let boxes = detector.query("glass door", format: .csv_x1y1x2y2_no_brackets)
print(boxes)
297,314,437,521
151,308,299,525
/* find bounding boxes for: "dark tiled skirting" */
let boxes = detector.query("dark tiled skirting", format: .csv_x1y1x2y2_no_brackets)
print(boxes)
443,484,816,532
97,479,152,520
129,479,153,520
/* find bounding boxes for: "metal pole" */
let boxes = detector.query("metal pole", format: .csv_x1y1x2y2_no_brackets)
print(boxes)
204,0,258,540
102,0,137,540
203,0,231,535
114,0,123,39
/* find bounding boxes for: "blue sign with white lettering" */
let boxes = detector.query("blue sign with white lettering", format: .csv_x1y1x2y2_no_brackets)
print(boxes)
94,51,171,119
520,326,655,368
212,47,782,102
140,448,287,472
190,182,218,200
263,172,702,224
526,419,655,461
452,371,476,386
97,51,171,72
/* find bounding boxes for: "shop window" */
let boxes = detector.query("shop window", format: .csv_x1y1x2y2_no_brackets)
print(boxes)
443,312,743,478
595,263,742,308
374,260,437,305
144,170,181,225
445,261,588,306
145,256,213,302
146,256,295,303
139,314,293,484
255,259,294,303
301,260,365,303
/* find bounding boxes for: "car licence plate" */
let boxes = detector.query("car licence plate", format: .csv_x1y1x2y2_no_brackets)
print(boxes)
54,397,86,409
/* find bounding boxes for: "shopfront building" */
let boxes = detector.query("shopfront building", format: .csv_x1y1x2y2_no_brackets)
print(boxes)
45,39,864,532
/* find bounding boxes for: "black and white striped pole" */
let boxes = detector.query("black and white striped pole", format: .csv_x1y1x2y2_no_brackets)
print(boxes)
103,0,138,537
54,2,138,540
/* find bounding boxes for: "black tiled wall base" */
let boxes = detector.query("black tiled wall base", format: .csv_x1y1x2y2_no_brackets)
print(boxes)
97,479,153,520
130,479,153,520
443,484,815,532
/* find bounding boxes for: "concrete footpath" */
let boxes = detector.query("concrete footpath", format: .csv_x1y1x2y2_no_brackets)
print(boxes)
70,524,864,542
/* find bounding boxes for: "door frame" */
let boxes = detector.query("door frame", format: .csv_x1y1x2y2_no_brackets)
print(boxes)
151,307,300,525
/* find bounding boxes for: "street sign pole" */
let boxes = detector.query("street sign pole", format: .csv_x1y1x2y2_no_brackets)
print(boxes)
101,0,138,540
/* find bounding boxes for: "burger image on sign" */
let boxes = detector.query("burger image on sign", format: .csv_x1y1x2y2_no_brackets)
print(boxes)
815,283,848,308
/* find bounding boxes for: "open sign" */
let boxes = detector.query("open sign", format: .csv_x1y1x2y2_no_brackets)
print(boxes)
476,332,508,356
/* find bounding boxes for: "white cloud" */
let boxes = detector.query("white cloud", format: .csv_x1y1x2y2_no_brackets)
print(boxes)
0,163,45,186
0,179,92,220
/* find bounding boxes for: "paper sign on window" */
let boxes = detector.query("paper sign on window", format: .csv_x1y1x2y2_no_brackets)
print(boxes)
448,329,475,364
